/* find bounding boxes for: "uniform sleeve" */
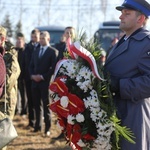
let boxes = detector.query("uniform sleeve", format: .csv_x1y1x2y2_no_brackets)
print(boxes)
120,47,150,102
5,50,20,92
0,54,6,97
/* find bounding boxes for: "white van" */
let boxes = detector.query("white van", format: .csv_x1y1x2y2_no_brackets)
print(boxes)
94,21,122,51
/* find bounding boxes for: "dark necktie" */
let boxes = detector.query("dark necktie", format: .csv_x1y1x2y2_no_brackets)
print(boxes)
39,47,44,58
34,43,37,51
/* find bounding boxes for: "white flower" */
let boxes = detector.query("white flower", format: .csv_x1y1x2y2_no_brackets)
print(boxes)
83,98,91,108
76,113,85,122
75,66,95,92
54,58,115,150
90,89,98,97
60,96,69,108
60,77,67,83
91,98,100,107
77,139,86,147
60,60,79,78
67,115,75,125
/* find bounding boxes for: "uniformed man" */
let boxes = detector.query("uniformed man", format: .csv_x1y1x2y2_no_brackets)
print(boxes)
104,0,150,149
0,25,20,150
0,26,20,121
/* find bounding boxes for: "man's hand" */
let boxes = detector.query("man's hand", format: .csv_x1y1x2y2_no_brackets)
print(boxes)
31,75,44,82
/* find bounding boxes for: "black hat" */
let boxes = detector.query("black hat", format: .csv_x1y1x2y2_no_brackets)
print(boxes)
116,0,150,17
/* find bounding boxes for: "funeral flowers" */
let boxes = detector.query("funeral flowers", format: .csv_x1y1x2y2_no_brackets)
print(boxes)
49,38,134,150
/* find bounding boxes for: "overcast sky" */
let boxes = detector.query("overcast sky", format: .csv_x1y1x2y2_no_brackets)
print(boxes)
0,0,138,42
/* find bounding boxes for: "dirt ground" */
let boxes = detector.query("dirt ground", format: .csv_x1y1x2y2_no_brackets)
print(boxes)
7,114,71,150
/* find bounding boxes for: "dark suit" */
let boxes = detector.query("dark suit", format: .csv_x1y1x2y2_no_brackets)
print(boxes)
29,46,58,133
22,41,40,127
55,41,66,60
16,47,27,115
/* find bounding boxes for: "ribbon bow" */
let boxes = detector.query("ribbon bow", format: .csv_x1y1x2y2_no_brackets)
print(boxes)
50,77,85,118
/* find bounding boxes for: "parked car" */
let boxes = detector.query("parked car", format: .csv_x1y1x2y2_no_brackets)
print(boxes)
36,25,65,46
94,21,122,51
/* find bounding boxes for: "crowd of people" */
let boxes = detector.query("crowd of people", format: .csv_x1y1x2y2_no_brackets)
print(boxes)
0,0,150,150
0,25,76,149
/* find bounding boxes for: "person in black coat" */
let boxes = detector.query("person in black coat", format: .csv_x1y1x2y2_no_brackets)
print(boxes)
29,31,58,136
15,32,27,116
55,26,76,60
22,29,40,128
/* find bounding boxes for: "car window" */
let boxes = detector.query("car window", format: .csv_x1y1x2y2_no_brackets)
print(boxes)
47,31,64,46
94,21,122,51
95,29,121,51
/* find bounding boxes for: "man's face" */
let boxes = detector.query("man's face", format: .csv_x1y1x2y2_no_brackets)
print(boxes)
119,9,140,33
16,37,25,48
31,33,40,43
39,34,50,46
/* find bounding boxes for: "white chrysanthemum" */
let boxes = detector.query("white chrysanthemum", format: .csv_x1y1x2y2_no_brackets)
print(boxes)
67,115,75,125
75,66,95,92
60,60,79,78
60,96,69,108
90,89,98,97
76,75,82,81
76,113,85,123
59,67,65,74
54,58,115,150
96,121,107,131
93,136,112,150
83,96,93,108
60,77,67,83
77,139,86,147
83,98,91,108
90,107,99,114
90,112,98,122
97,111,103,118
91,98,100,107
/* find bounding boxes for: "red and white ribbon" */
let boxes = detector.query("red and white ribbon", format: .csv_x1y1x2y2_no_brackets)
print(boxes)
52,38,104,81
68,41,104,81
52,59,68,82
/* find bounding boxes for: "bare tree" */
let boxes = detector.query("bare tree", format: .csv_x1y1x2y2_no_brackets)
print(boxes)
15,20,23,38
40,0,52,25
2,14,13,38
100,0,107,20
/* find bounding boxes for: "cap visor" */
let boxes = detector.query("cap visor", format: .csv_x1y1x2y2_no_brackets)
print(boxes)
116,6,125,11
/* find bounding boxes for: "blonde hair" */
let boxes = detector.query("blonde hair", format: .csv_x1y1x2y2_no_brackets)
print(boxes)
0,26,7,37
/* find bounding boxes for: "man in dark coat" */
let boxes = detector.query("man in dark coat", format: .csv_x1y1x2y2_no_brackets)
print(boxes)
29,31,58,136
22,29,40,128
15,32,27,116
104,0,150,150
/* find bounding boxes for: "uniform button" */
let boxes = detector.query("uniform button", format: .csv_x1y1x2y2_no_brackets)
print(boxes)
112,92,116,96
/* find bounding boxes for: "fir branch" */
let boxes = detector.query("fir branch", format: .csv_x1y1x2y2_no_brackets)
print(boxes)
110,116,136,145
